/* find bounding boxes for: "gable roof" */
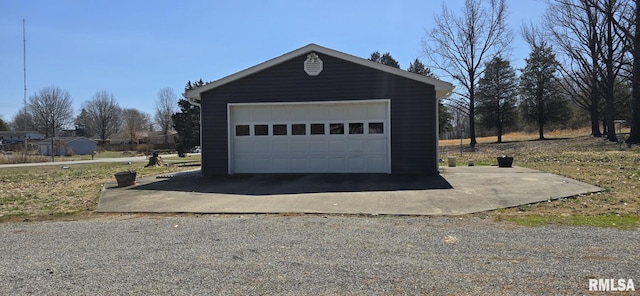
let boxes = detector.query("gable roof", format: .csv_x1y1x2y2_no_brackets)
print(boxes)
185,43,454,100
35,137,97,144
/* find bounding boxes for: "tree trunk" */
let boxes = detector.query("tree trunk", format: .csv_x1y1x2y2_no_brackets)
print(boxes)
469,86,477,150
605,98,617,142
628,0,640,144
538,89,545,140
604,1,618,142
497,124,503,143
590,105,601,137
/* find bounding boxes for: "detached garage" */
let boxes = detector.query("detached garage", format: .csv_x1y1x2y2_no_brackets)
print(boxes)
185,44,453,176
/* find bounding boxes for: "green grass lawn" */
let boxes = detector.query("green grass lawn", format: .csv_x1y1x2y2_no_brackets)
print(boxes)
440,132,640,229
0,154,200,222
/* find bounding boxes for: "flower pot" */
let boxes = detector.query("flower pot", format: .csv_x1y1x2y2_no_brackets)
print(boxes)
497,156,513,168
448,156,457,167
114,171,136,187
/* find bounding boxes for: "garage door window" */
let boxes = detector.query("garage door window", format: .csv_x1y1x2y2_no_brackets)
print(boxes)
330,123,344,134
236,125,250,136
311,124,325,135
369,122,384,134
349,123,363,134
255,124,269,136
273,124,287,135
292,124,306,135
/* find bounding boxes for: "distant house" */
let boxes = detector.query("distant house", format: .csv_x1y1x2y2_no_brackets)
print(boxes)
0,131,45,144
37,137,97,156
147,131,177,145
107,132,142,145
107,131,177,145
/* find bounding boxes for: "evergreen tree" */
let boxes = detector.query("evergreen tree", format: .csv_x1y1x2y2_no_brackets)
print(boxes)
74,108,90,137
369,51,400,68
519,43,570,140
172,79,205,156
476,56,518,143
0,117,8,131
407,58,434,77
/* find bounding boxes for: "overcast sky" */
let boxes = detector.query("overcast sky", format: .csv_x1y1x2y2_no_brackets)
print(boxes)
0,0,546,123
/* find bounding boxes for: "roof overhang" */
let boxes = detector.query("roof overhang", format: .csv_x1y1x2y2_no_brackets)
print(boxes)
185,43,454,101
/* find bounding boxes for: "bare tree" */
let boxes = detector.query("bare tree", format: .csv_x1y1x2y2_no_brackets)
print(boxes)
27,86,74,138
629,0,640,144
545,0,603,137
592,0,639,143
423,0,513,149
81,90,122,142
598,0,628,142
547,0,630,141
154,87,177,144
11,108,34,131
122,108,150,144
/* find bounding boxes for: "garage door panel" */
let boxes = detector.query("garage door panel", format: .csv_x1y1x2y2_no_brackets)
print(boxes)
234,108,253,122
252,141,271,155
346,105,368,120
347,139,366,153
367,157,387,170
230,101,389,173
289,141,308,154
366,139,387,154
308,140,328,153
253,158,271,170
291,158,307,170
327,157,346,171
235,158,254,172
235,140,253,154
347,157,366,170
272,158,289,171
368,104,387,118
251,107,272,122
270,140,290,153
308,157,328,170
328,139,347,153
271,106,292,121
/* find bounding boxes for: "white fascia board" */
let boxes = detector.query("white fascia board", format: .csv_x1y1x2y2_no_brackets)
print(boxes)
185,43,454,100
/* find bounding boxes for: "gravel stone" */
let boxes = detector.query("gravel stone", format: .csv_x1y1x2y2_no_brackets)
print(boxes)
0,215,637,295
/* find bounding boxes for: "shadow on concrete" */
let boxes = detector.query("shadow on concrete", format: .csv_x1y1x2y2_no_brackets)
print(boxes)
129,172,453,196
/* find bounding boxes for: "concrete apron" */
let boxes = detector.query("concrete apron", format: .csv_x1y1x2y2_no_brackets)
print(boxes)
96,166,603,216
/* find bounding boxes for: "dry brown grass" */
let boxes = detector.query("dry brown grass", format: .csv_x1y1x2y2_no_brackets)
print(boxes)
439,127,593,146
440,130,640,226
2,132,639,228
0,156,200,222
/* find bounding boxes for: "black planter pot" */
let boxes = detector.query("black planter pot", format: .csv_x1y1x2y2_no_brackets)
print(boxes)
114,171,136,187
497,156,513,168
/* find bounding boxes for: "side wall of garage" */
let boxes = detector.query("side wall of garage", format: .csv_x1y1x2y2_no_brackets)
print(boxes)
200,52,438,175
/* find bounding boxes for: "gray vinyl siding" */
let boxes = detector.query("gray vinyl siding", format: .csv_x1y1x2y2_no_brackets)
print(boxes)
200,52,438,175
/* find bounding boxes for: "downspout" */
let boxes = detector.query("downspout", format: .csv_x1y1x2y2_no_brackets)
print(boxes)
185,93,203,175
436,83,455,175
186,96,201,107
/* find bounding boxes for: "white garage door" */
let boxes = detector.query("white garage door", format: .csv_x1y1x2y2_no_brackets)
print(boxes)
229,100,390,173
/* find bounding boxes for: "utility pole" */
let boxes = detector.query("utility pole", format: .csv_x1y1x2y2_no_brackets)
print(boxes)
23,18,28,158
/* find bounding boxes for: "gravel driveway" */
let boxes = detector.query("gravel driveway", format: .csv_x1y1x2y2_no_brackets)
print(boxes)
1,215,637,295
